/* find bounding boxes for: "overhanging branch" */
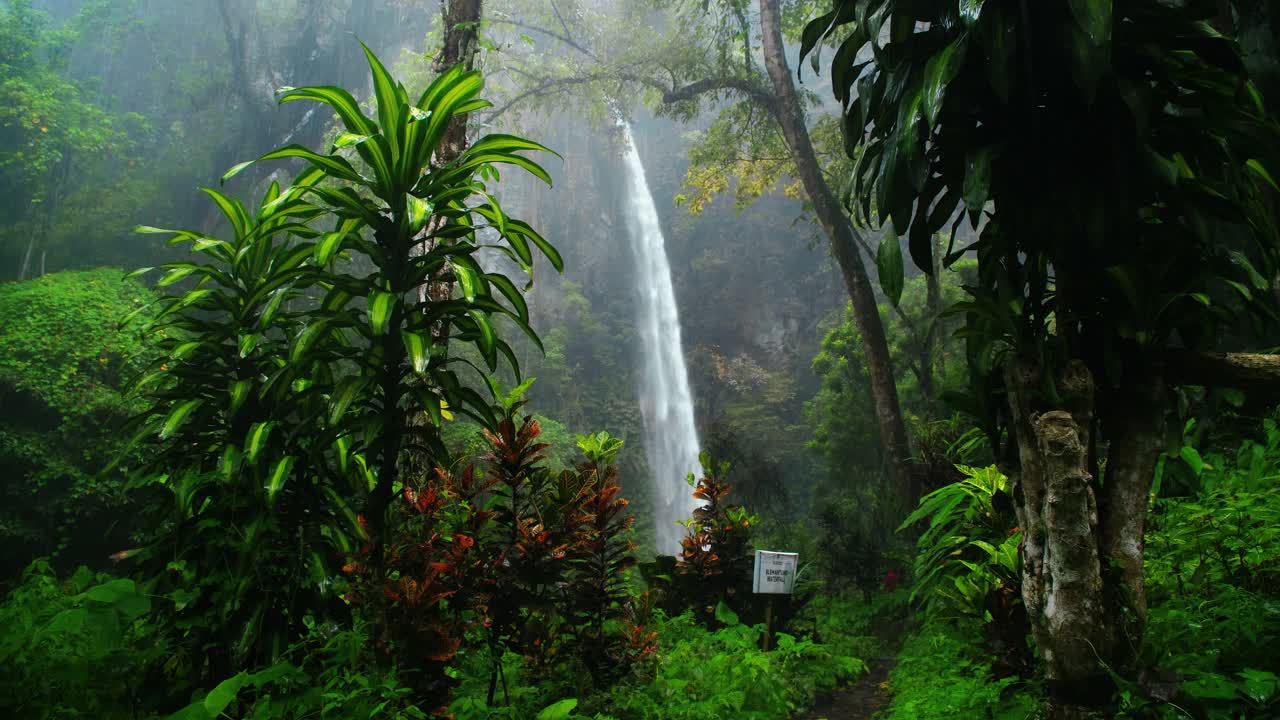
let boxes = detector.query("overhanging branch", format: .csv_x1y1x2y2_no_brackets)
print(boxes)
1158,350,1280,393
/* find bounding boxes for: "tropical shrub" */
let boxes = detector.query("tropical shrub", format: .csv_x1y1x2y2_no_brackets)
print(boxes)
124,176,362,678
567,431,655,683
899,464,1027,672
675,453,758,624
602,607,864,720
125,42,560,690
0,561,160,720
885,619,1040,720
0,269,155,580
1123,418,1280,719
161,618,430,720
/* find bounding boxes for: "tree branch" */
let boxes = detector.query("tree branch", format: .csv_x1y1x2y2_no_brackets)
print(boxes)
489,17,598,60
1158,351,1280,393
659,77,779,115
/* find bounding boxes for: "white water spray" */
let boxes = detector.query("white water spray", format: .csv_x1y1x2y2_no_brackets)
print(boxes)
617,122,702,555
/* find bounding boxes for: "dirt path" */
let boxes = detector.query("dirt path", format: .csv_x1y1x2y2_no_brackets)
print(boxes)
799,656,896,720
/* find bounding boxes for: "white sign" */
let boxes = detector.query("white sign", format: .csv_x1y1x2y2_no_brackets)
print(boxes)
753,550,798,594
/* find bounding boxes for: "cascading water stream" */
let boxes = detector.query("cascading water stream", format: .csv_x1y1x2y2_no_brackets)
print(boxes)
617,122,703,555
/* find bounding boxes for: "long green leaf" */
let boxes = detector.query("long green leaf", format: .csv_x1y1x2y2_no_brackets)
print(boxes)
368,290,396,336
160,399,203,440
877,227,905,306
404,332,432,374
200,188,252,240
258,145,367,184
923,38,967,130
266,456,296,504
278,85,376,136
246,421,276,464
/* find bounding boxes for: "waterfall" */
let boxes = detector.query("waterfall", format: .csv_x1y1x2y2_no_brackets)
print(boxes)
617,122,703,555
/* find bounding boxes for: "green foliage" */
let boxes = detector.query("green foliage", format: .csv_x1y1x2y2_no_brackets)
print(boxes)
801,590,909,661
674,453,759,622
0,269,155,578
804,0,1280,447
0,560,161,720
567,434,653,683
601,610,865,720
161,618,430,720
126,177,362,676
885,619,1040,720
126,44,558,685
1123,418,1280,719
900,465,1018,613
0,0,145,278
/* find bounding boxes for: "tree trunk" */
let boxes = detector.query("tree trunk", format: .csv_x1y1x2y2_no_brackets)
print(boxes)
758,0,912,501
433,0,483,163
1005,359,1114,717
18,237,35,281
1099,371,1168,647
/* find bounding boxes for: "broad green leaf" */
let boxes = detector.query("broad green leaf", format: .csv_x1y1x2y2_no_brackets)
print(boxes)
334,435,351,474
1229,251,1269,290
404,332,432,374
1246,159,1280,193
328,377,368,425
238,333,263,358
266,456,295,504
290,321,330,364
714,600,739,626
258,145,366,185
221,445,242,483
451,260,480,302
536,698,579,720
246,421,276,464
220,160,254,184
485,272,530,322
466,133,557,158
200,188,252,241
278,86,376,136
203,672,249,717
229,379,252,416
963,146,995,213
160,399,203,440
408,195,431,235
468,309,497,369
313,231,348,265
923,38,967,129
877,228,905,306
333,132,371,149
368,290,396,336
360,41,405,161
512,219,563,271
1180,446,1205,476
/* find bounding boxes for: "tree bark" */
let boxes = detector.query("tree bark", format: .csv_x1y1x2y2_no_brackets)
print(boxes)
1006,359,1114,716
758,0,913,502
1159,349,1280,394
1099,371,1168,646
433,0,483,164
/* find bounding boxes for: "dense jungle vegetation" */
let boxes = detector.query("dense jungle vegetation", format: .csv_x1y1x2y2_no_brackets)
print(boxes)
1,1,1279,718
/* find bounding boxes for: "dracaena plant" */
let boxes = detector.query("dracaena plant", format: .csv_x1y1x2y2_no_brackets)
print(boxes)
126,43,561,677
221,43,562,638
124,174,364,677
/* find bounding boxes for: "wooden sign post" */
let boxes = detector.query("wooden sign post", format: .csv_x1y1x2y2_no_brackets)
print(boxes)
753,550,797,651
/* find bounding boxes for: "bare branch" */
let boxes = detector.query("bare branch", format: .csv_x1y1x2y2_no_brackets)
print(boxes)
489,16,599,60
